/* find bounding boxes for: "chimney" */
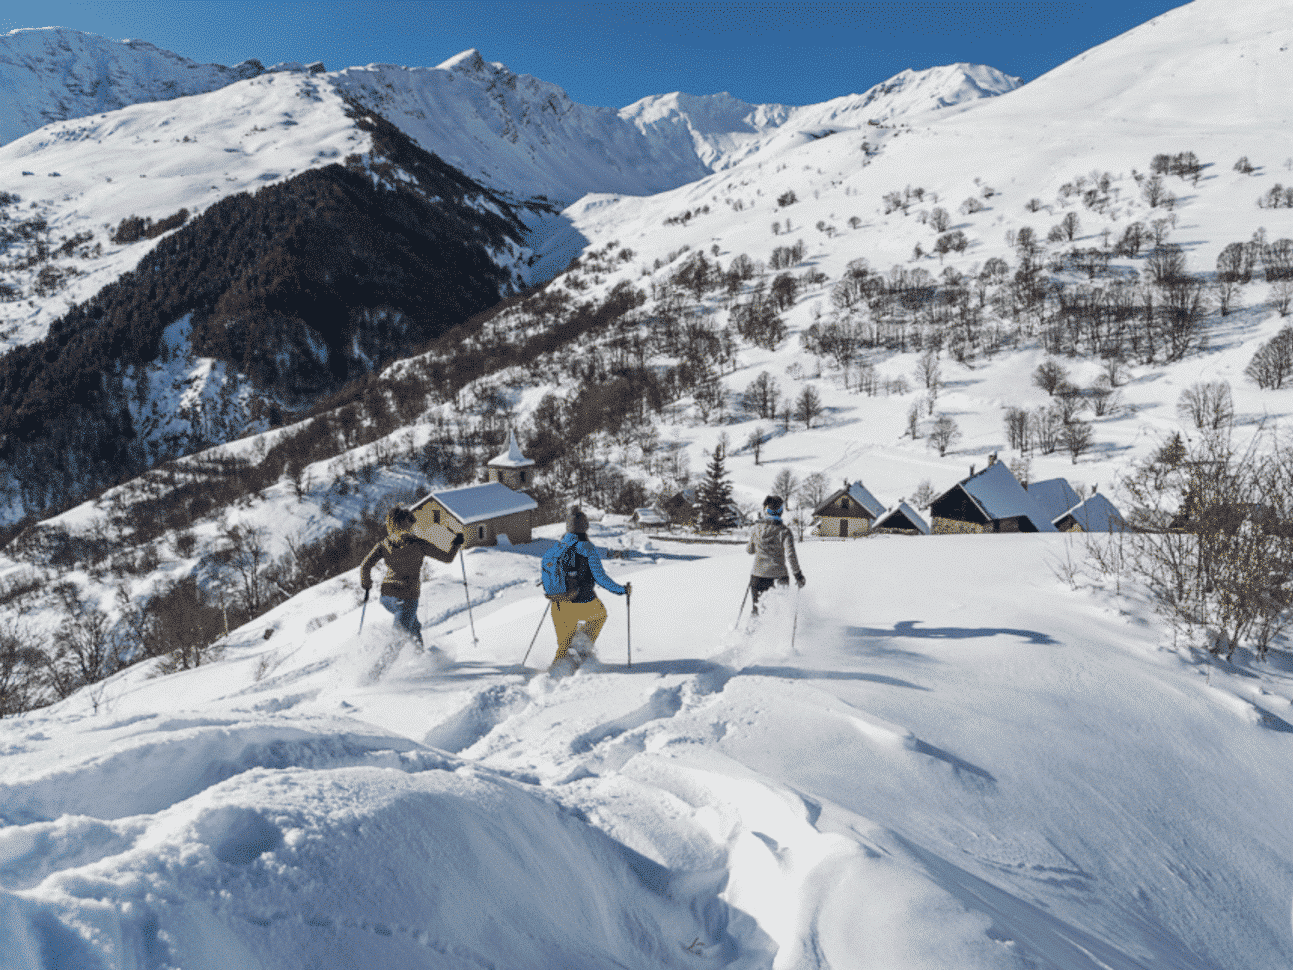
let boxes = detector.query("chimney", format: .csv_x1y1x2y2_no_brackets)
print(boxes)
970,465,976,477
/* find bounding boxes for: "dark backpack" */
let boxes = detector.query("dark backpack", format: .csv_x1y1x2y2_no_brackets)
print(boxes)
540,536,581,602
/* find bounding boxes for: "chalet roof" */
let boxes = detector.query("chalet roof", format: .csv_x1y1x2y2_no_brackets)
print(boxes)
487,430,534,468
813,481,886,519
417,482,537,525
632,507,668,525
1056,493,1124,532
938,461,1057,532
1026,478,1082,522
874,501,931,535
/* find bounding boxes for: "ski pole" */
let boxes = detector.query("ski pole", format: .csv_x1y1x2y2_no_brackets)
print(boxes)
459,545,478,646
521,601,551,667
359,588,370,636
626,585,632,669
790,587,800,653
734,583,750,629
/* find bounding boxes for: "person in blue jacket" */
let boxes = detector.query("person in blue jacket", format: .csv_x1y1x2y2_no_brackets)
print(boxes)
550,506,630,666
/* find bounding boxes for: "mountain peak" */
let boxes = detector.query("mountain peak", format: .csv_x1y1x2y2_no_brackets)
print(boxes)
437,48,489,73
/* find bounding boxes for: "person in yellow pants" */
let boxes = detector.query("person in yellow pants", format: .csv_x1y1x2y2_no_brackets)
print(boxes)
550,507,630,669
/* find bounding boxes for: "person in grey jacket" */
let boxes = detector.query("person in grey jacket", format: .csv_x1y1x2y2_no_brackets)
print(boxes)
746,494,805,613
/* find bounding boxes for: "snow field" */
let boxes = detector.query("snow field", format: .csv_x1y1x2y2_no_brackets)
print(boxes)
6,530,1293,967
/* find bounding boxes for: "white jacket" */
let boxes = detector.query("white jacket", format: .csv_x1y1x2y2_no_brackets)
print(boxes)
746,516,802,579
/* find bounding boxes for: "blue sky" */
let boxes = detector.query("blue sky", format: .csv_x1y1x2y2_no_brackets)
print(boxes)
3,1,1188,108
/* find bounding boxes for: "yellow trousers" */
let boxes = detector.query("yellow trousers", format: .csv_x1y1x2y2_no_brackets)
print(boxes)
551,597,608,661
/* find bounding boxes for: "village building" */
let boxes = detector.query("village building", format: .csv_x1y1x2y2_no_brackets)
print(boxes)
484,429,535,490
631,507,668,531
928,459,1057,534
1026,478,1082,523
1054,492,1125,533
872,501,932,536
812,481,886,538
660,488,697,526
411,432,538,548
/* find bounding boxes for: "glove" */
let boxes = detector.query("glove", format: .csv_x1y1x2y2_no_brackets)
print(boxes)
623,582,632,597
795,573,806,588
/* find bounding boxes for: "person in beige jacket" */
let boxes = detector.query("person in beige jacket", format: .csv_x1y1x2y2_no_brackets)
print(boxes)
361,507,462,647
746,495,805,614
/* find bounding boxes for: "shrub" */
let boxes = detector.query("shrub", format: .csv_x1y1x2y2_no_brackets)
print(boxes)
1246,327,1293,389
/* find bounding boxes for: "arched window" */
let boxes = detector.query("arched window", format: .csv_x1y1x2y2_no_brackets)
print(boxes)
478,525,485,540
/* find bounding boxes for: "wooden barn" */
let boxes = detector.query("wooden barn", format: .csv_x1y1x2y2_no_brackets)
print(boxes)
928,459,1057,534
412,482,538,548
1054,492,1125,533
661,488,697,526
812,481,886,538
631,507,668,531
872,501,931,536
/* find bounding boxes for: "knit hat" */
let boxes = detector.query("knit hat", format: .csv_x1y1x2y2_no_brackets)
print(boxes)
763,495,784,512
566,506,589,534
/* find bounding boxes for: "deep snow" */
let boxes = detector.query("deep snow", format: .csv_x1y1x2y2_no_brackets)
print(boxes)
4,528,1293,968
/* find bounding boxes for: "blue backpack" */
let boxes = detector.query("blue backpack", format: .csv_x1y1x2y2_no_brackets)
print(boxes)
540,535,581,602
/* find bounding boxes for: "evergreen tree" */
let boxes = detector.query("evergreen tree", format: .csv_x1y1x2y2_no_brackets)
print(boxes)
697,444,736,532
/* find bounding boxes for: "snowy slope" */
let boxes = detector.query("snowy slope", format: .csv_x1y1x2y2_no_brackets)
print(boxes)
4,530,1293,968
0,69,368,352
0,27,279,149
516,0,1293,514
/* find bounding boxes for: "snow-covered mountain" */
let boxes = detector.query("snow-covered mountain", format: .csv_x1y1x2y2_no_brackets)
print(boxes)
7,3,1293,966
621,63,1021,173
334,52,1018,204
0,27,294,149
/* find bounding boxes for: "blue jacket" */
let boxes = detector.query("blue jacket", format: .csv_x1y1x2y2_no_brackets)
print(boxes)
560,532,626,602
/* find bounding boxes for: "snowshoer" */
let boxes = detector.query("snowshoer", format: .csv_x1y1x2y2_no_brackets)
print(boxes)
746,495,804,614
360,507,463,648
547,506,630,670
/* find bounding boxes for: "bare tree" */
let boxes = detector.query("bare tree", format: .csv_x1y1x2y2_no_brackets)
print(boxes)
1246,327,1293,389
746,427,765,465
1177,381,1234,434
0,622,46,717
906,401,923,439
929,206,951,233
801,472,831,509
219,523,274,616
928,415,961,456
743,371,779,419
772,468,800,506
916,349,942,391
1032,360,1069,396
795,385,823,429
1004,407,1030,450
1062,420,1094,464
1060,211,1081,242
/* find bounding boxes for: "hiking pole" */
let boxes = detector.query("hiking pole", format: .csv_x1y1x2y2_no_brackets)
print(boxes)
790,587,801,653
521,601,551,667
359,588,370,636
459,545,478,646
734,583,750,629
626,586,632,669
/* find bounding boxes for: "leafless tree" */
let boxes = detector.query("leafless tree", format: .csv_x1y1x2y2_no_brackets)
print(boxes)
928,415,961,456
0,622,46,716
1063,420,1094,464
795,385,823,429
1177,381,1234,434
772,468,800,506
1032,360,1069,396
801,472,831,509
